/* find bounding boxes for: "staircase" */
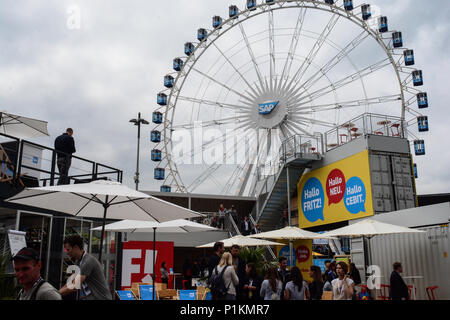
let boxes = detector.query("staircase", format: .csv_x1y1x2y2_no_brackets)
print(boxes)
255,134,323,232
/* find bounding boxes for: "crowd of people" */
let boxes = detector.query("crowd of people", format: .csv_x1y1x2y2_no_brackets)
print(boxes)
12,236,412,301
206,241,370,301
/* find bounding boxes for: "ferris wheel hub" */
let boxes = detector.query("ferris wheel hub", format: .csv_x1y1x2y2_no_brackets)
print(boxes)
249,87,289,130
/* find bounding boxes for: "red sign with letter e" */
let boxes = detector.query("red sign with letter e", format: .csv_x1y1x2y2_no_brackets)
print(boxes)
121,241,174,289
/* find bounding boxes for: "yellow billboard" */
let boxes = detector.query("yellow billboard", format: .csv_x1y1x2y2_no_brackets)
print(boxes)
298,150,374,228
276,239,313,282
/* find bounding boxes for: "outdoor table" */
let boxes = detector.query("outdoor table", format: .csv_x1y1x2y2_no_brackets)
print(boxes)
403,276,423,300
171,273,182,289
351,132,363,138
341,122,355,129
376,120,392,136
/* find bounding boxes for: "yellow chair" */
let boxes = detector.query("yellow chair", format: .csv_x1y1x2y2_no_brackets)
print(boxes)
130,283,140,299
196,286,207,300
158,289,178,300
322,291,333,300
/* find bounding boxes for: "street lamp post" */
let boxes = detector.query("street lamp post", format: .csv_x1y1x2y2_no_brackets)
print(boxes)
130,112,149,190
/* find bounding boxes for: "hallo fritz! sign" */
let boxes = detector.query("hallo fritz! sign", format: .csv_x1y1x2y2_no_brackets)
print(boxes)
298,150,374,228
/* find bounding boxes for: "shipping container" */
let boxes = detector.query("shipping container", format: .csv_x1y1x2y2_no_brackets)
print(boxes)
350,203,450,300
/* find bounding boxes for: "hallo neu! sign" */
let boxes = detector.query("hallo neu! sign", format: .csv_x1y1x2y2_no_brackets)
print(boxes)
298,150,374,228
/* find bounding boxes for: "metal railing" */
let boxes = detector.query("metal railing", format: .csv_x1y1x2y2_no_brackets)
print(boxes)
279,134,324,163
0,133,123,190
324,113,405,152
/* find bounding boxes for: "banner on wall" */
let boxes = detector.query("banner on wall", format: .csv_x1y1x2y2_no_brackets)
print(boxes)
276,239,313,282
121,241,174,289
298,150,374,228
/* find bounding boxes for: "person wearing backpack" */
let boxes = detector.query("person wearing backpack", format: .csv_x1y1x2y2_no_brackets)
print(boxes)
210,252,239,300
13,247,62,300
260,267,283,300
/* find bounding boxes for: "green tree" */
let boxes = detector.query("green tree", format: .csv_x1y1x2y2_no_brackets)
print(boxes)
0,253,20,300
238,246,278,277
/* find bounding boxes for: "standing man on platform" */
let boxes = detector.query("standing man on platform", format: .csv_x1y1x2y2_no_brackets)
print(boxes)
54,128,76,185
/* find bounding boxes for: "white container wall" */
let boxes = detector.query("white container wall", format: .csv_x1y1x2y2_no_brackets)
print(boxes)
368,225,449,300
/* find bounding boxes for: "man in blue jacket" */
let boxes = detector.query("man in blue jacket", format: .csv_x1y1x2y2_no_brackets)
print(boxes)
54,128,76,185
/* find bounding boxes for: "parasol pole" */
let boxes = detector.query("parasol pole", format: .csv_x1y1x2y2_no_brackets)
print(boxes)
152,226,157,300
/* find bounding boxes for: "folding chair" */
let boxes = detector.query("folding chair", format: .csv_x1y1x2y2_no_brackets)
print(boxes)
131,283,140,299
139,284,159,300
407,285,417,300
426,286,439,300
0,144,24,186
158,289,178,300
378,284,391,300
115,290,137,300
321,291,333,300
177,290,197,300
154,282,167,291
196,286,207,300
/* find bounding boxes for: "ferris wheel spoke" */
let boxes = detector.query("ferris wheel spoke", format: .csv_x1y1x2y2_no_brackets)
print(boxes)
279,7,307,87
222,165,242,195
178,96,250,112
171,116,249,130
211,42,261,98
284,14,340,91
268,10,275,87
187,164,221,192
292,94,402,112
182,125,255,161
295,31,370,95
290,115,337,128
187,132,257,193
191,67,254,103
285,119,314,137
239,23,265,89
294,58,391,104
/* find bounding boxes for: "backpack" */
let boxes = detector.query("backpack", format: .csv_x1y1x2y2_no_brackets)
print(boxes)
18,280,46,300
209,266,230,299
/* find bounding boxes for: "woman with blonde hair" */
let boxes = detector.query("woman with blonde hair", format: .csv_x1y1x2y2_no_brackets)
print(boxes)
211,252,239,300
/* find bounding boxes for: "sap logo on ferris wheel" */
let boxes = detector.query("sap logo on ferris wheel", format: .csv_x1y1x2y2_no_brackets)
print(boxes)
258,101,279,115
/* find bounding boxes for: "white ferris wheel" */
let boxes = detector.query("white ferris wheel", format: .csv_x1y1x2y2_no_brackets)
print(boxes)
150,0,429,196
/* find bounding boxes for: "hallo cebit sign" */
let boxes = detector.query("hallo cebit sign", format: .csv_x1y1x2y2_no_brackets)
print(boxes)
258,101,279,115
298,150,374,228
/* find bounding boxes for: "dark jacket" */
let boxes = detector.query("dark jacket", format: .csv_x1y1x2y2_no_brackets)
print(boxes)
390,271,409,300
233,256,247,299
309,280,324,300
242,274,263,300
208,254,221,277
278,268,291,300
54,133,76,158
349,268,362,285
240,220,251,235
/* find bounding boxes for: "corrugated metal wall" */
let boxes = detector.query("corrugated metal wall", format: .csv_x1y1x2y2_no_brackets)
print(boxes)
368,225,449,300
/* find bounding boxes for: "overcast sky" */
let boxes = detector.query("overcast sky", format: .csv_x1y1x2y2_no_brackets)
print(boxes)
1,0,449,196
